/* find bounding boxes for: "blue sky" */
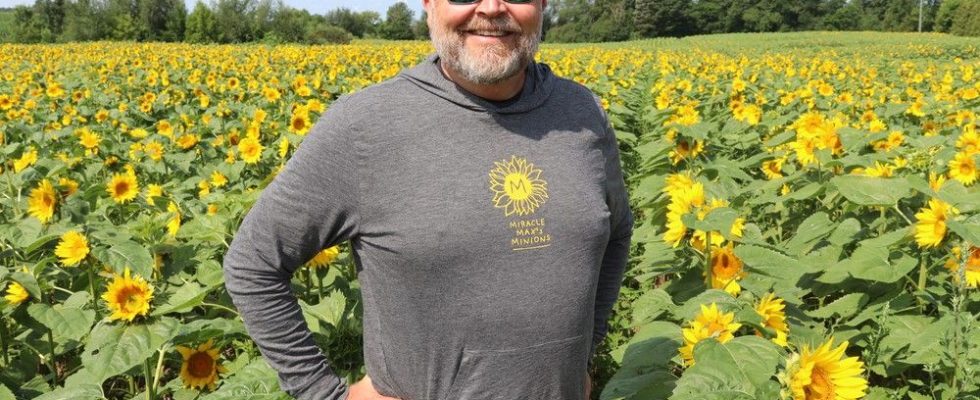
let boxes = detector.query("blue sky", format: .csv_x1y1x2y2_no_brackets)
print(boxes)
0,0,425,17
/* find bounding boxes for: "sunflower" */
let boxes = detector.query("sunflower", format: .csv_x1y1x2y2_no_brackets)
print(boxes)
107,170,140,204
59,177,79,196
914,199,953,248
947,152,977,186
754,293,789,347
101,266,154,322
762,158,784,180
55,230,90,267
167,201,181,237
210,171,227,187
176,339,228,390
945,246,980,288
27,179,57,223
144,141,164,161
679,303,741,367
709,243,745,296
307,246,341,268
13,147,38,172
4,281,29,306
78,128,101,150
488,155,549,216
238,137,263,164
785,338,867,400
176,134,199,150
288,106,311,135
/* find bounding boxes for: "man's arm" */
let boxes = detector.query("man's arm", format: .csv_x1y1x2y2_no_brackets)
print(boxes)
590,105,635,363
223,99,359,400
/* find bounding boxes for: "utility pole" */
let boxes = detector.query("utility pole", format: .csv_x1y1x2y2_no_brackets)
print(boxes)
918,0,924,32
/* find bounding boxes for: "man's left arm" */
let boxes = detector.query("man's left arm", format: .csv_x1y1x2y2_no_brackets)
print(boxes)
590,113,635,364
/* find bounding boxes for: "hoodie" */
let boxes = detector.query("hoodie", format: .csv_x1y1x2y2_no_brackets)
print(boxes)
223,53,634,400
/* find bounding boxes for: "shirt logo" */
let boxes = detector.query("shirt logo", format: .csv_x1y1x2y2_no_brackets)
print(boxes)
488,155,553,251
488,155,549,216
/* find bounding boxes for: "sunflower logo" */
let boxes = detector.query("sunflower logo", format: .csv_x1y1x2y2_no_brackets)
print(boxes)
489,155,548,216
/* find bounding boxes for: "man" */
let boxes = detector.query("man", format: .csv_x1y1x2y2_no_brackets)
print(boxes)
222,0,633,399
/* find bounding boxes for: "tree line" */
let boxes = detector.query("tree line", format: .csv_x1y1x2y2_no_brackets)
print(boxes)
2,0,978,44
3,0,428,44
545,0,980,41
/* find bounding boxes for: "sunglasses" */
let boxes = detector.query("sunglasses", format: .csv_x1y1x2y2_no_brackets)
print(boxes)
448,0,534,4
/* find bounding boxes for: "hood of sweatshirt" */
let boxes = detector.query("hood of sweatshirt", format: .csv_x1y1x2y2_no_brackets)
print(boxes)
399,53,557,115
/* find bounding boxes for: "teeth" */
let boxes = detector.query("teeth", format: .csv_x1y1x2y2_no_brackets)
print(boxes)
471,31,508,37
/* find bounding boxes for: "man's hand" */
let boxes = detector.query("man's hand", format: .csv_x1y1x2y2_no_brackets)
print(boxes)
348,375,401,400
585,371,593,399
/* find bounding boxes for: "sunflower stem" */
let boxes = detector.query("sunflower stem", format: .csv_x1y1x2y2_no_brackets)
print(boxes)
144,357,155,400
46,326,57,386
304,266,312,300
0,317,9,366
315,268,323,301
703,231,713,288
87,262,98,308
152,347,166,393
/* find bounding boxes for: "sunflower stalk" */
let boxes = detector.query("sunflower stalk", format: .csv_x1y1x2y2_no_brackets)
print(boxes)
144,358,155,400
86,260,98,308
0,317,9,366
703,231,713,287
152,347,166,392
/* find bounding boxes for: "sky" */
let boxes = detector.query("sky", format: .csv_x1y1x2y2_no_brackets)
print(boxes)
0,0,425,17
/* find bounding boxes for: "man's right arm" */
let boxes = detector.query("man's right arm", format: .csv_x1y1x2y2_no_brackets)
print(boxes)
223,99,360,400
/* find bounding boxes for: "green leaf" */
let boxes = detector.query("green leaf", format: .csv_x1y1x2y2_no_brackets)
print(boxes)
92,240,154,279
783,212,834,256
301,289,347,331
0,384,15,400
784,182,824,201
680,207,738,235
200,358,289,400
947,215,980,246
9,271,42,301
152,282,209,316
81,318,180,384
674,290,738,321
32,384,103,400
670,336,782,400
734,245,806,295
603,321,681,400
27,303,96,343
630,288,677,328
831,175,911,206
807,293,868,319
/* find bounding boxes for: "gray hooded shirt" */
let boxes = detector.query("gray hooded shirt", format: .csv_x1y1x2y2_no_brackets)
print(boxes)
223,53,634,400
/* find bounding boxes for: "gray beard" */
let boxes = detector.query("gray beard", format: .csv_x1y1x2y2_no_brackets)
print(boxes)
432,27,541,86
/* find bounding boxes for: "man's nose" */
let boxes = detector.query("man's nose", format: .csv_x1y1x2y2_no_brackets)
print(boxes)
475,0,506,17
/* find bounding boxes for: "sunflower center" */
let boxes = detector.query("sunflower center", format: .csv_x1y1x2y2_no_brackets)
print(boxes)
960,162,974,176
114,286,144,312
805,366,835,400
503,173,533,201
292,117,305,130
115,181,129,195
187,352,215,378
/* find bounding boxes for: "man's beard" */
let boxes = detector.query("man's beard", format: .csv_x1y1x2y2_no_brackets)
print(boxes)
430,14,541,85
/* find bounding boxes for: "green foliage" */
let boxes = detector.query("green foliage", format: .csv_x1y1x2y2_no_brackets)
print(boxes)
324,7,380,38
185,1,218,43
950,0,980,36
305,23,353,45
381,1,415,41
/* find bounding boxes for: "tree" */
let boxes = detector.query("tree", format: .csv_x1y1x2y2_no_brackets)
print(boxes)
213,0,257,42
950,0,980,36
413,11,429,39
381,1,415,40
632,0,694,38
935,0,962,32
185,1,218,43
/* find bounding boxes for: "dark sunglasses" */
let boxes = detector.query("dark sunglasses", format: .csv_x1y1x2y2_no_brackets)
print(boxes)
448,0,534,4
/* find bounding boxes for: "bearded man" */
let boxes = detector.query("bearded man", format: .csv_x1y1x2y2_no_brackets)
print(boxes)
222,1,634,399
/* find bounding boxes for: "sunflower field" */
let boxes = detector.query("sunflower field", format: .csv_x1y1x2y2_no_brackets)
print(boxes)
0,32,979,400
